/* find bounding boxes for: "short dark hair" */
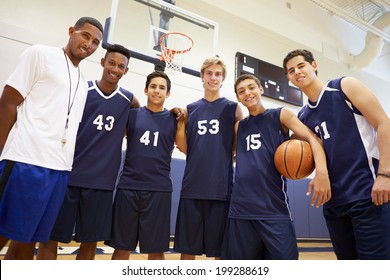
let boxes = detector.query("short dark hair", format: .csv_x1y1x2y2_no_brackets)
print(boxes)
282,49,318,75
145,71,171,92
234,73,261,95
74,17,104,34
105,44,131,60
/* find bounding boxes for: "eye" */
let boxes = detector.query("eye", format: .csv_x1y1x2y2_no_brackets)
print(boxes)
81,32,91,40
92,40,100,47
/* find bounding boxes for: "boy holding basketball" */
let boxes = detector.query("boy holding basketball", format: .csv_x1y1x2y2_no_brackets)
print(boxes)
221,73,330,260
283,49,390,259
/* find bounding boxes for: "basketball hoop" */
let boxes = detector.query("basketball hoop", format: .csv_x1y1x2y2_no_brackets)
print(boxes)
160,32,194,75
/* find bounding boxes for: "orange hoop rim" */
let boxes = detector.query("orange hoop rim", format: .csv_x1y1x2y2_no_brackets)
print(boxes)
159,32,194,56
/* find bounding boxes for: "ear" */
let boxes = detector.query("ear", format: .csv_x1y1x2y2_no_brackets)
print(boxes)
124,67,129,75
260,86,264,95
68,26,75,36
166,91,171,98
312,60,318,72
144,88,148,95
100,58,105,67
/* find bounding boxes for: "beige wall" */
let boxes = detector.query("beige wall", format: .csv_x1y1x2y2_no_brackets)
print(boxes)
1,0,389,117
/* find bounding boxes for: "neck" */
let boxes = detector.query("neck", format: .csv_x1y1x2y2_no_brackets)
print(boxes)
147,103,164,112
204,90,220,102
63,47,79,67
248,104,266,116
302,79,325,102
97,80,117,95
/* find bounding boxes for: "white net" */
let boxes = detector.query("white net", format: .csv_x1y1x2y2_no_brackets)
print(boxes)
160,32,194,75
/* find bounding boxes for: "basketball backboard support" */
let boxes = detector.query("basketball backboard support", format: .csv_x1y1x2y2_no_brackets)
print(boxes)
103,0,219,77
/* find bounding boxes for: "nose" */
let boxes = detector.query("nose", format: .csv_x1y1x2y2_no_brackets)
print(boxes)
111,65,120,73
294,67,301,75
81,40,91,51
210,73,218,80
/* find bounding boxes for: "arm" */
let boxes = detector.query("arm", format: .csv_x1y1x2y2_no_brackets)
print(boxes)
235,103,244,123
0,85,24,151
280,107,331,208
232,103,244,155
232,120,240,158
341,77,390,205
170,107,186,121
130,95,141,109
174,108,187,154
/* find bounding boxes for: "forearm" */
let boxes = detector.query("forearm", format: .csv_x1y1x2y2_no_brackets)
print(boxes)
175,119,187,154
0,102,18,150
308,137,328,175
376,118,390,174
0,86,24,149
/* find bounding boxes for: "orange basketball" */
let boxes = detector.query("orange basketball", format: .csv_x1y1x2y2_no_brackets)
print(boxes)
274,139,315,180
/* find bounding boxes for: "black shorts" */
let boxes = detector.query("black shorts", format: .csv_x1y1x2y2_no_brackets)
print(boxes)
174,198,229,257
324,199,390,259
221,218,298,260
106,189,171,253
50,186,114,243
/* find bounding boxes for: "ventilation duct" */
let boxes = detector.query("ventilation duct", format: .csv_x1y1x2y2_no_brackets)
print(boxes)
309,0,390,69
353,11,390,69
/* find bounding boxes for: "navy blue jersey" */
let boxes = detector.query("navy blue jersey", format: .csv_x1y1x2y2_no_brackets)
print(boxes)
298,77,379,207
68,80,133,190
180,97,237,201
229,108,291,220
117,107,177,192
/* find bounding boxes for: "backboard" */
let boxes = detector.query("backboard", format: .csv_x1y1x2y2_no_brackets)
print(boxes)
103,0,219,77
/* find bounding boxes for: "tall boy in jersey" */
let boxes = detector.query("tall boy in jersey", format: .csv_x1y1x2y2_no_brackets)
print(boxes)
0,17,103,259
174,58,244,259
283,49,390,259
37,44,140,260
106,71,186,260
221,74,330,260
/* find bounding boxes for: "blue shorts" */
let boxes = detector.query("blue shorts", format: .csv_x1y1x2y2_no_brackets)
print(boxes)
50,186,113,243
0,160,69,243
106,189,171,253
174,198,229,257
324,198,390,260
220,218,298,260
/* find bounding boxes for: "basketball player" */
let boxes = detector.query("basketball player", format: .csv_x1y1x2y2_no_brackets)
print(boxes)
37,44,140,260
283,49,390,259
0,17,103,259
106,71,186,260
173,57,244,260
220,74,331,260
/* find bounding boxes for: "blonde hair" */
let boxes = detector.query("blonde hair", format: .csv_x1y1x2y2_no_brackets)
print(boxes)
200,57,227,79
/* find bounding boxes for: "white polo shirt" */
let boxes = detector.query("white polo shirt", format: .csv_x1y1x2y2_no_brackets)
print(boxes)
0,44,88,171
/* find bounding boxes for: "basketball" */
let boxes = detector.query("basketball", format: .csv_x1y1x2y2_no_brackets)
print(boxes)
274,139,315,180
